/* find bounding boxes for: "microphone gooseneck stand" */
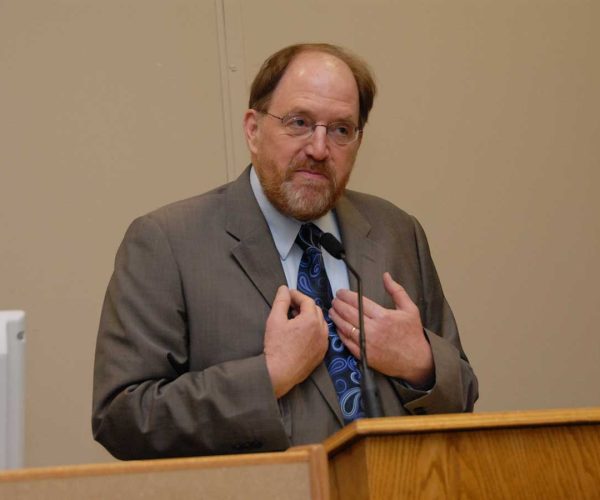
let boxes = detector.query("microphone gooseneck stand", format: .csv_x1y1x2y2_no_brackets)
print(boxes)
320,233,383,418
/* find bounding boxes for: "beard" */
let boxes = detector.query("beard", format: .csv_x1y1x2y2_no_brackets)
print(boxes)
257,158,350,221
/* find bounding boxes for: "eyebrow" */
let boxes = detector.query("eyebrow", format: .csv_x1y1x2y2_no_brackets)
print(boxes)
285,108,357,123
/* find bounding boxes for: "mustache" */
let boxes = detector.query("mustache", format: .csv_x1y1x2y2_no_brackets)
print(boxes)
286,160,333,179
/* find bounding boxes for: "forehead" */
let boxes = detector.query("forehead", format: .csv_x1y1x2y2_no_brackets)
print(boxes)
269,51,359,119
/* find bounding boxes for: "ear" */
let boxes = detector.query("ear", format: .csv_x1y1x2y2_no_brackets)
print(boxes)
243,109,261,155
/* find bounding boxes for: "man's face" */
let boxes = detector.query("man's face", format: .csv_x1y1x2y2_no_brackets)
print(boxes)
244,51,362,221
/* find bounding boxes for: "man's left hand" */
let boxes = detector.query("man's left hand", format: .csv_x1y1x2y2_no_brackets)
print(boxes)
329,272,434,389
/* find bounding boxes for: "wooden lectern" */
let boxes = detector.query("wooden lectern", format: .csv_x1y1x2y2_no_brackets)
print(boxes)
324,408,600,499
1,408,599,499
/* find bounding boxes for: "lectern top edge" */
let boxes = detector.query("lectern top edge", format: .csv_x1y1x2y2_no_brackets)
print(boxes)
323,407,600,455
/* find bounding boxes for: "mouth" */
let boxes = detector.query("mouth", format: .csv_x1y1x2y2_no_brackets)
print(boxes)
289,161,332,183
293,169,329,182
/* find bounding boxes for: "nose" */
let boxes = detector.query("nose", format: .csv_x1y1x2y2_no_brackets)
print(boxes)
304,124,330,161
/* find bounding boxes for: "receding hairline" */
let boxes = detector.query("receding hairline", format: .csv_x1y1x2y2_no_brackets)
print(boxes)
248,43,377,128
281,48,358,74
272,50,360,99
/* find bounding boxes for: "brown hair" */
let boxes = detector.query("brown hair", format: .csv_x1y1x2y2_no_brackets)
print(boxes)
248,43,377,129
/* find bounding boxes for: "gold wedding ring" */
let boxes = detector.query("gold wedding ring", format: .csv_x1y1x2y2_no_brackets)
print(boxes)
351,326,357,336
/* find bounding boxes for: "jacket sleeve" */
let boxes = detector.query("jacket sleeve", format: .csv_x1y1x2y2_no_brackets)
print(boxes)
390,216,479,414
92,215,290,459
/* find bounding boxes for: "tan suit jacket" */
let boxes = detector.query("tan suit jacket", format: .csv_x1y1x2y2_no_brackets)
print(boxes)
92,167,478,459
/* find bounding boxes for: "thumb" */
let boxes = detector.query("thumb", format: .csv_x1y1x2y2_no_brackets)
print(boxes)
270,285,292,319
383,272,417,311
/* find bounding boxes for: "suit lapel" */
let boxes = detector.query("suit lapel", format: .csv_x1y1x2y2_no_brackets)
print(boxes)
225,168,287,307
335,194,388,306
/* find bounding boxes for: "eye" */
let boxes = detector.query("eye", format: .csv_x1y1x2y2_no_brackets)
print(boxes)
331,122,353,137
284,115,312,131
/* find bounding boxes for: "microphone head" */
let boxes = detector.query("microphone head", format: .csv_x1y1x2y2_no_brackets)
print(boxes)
320,233,346,259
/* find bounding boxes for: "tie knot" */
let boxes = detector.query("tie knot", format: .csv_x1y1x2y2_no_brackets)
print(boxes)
295,223,323,252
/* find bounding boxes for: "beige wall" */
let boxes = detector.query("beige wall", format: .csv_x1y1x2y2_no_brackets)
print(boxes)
1,0,598,467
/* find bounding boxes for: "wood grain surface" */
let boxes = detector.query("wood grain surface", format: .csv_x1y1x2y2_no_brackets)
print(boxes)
327,408,600,499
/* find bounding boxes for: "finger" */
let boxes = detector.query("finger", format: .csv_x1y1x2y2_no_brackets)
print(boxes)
329,299,377,342
330,308,357,344
383,272,417,311
331,291,385,330
289,289,317,312
330,295,359,330
289,289,326,325
271,285,291,315
329,307,359,341
334,289,385,319
337,327,361,359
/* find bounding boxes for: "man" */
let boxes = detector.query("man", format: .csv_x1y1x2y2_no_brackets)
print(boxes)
92,43,478,460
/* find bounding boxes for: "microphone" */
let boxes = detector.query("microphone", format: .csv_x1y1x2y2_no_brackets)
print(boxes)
320,233,383,419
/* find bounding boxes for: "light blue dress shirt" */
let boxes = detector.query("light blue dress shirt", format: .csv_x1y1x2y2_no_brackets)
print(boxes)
249,167,351,296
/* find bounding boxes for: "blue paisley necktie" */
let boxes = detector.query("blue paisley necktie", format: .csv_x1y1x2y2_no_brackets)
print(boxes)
295,223,364,423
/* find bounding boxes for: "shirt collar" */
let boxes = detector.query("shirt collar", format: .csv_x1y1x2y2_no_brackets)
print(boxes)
249,166,341,260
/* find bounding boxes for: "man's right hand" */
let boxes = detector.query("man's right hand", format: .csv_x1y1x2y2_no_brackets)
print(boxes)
264,286,329,398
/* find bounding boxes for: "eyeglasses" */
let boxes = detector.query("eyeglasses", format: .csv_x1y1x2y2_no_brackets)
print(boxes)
262,111,362,146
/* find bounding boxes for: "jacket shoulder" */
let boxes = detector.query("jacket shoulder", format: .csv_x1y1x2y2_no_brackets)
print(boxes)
342,189,416,226
147,182,231,224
